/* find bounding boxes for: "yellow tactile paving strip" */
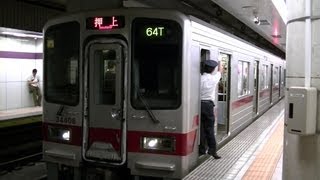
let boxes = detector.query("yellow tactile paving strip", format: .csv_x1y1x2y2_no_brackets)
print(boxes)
242,118,284,180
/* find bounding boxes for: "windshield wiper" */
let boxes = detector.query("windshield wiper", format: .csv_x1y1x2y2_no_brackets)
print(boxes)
137,90,160,124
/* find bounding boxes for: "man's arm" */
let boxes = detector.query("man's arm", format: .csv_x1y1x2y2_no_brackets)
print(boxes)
217,61,224,74
27,76,36,85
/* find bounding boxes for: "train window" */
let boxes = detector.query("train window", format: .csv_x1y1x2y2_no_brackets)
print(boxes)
44,21,80,105
283,69,286,87
131,18,182,109
260,65,269,90
273,67,279,86
218,53,229,100
237,61,250,97
200,49,210,74
201,49,210,61
94,50,116,105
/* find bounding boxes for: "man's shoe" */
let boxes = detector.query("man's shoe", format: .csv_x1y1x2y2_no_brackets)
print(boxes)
199,153,206,157
211,154,221,159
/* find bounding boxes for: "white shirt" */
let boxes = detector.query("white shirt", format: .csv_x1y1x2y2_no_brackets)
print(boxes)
200,72,221,102
28,75,40,87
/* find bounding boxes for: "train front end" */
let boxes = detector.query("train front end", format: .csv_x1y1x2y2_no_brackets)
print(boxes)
42,9,199,179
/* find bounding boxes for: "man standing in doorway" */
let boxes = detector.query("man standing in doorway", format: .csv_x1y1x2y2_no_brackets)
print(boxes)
28,69,42,106
199,60,222,159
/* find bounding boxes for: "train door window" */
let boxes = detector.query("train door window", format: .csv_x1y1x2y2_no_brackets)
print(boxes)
279,66,282,96
280,66,283,86
237,61,250,97
273,67,279,86
94,49,117,105
283,69,286,87
44,21,80,105
200,49,210,74
218,53,228,101
217,52,230,142
253,60,259,115
131,18,182,109
260,65,268,90
270,64,273,103
254,61,259,91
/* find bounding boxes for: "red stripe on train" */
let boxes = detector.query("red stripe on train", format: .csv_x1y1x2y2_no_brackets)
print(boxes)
127,130,197,156
231,95,253,110
273,86,280,91
89,128,121,151
192,115,199,128
43,122,197,156
259,89,270,98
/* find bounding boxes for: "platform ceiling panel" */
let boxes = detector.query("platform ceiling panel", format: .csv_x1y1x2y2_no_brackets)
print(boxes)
211,0,286,52
0,0,62,32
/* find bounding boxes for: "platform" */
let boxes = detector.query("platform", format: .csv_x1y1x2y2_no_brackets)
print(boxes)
0,107,42,121
184,99,284,180
0,107,42,128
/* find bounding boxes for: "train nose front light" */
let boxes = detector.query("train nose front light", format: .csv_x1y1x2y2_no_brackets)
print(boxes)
48,126,71,142
147,139,158,148
62,131,70,141
142,137,175,152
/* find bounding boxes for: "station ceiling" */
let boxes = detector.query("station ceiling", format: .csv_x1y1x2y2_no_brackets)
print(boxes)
212,0,286,53
19,0,286,58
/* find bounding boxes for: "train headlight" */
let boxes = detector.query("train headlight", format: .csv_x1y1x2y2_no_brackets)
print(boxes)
48,126,71,142
142,137,175,152
62,131,70,141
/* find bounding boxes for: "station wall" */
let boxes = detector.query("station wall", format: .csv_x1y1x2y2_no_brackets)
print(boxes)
0,35,43,110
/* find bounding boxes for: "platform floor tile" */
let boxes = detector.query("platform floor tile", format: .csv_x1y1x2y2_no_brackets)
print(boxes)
241,118,283,180
184,100,284,180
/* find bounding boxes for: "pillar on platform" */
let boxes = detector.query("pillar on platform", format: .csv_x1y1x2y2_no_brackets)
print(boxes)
284,0,320,179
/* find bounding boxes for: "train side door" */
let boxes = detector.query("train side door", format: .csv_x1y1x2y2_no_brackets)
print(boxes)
83,39,127,165
269,64,273,104
217,52,231,140
252,60,259,115
279,66,282,98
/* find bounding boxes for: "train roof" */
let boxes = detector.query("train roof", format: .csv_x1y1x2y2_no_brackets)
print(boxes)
189,15,284,61
43,7,284,62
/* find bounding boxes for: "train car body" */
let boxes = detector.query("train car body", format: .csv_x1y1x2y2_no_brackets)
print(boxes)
42,8,285,179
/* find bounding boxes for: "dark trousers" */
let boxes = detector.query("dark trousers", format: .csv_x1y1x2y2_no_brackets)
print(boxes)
199,101,217,155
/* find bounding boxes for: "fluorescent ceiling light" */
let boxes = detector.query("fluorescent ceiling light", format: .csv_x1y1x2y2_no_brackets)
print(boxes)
1,31,43,39
271,0,287,24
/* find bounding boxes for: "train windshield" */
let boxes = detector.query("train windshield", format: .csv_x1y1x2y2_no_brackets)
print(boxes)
44,21,80,105
131,18,182,109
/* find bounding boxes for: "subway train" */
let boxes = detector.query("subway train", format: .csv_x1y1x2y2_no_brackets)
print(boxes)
42,8,285,179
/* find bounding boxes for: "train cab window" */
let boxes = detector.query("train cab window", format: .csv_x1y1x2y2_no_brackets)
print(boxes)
131,18,182,109
44,21,80,105
260,65,269,90
237,61,250,97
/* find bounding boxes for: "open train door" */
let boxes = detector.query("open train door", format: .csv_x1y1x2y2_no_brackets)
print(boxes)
83,38,127,166
216,52,231,141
